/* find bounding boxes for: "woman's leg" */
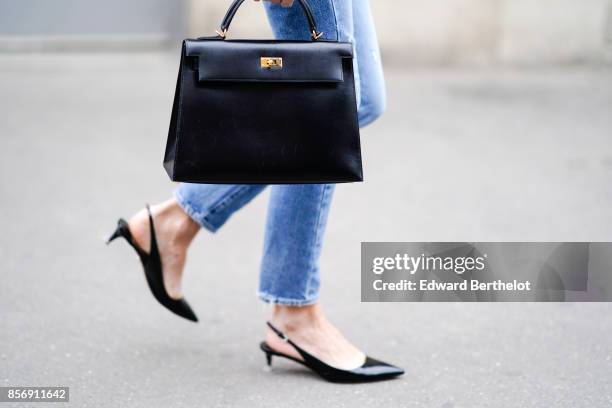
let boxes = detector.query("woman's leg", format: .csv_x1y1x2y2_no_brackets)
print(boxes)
264,0,386,127
127,184,266,299
261,0,386,369
351,0,386,127
259,185,365,370
174,184,266,233
258,184,335,306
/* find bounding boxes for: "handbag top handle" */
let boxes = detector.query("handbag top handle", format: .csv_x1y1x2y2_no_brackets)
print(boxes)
216,0,323,41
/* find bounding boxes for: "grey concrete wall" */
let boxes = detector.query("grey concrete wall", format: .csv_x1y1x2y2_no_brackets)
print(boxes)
187,0,612,66
1,0,611,65
0,0,187,50
367,0,612,65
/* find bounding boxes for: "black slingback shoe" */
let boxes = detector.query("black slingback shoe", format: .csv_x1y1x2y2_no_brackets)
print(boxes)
106,205,198,322
260,322,404,383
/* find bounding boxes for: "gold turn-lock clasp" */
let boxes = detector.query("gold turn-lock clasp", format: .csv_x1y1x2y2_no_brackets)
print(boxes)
261,57,283,70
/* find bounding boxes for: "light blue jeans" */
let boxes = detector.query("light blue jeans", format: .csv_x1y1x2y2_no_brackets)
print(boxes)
175,0,385,306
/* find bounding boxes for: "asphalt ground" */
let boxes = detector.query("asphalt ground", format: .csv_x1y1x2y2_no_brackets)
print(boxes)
1,53,611,407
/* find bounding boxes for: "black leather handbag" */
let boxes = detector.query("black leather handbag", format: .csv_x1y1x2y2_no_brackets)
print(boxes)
163,0,363,184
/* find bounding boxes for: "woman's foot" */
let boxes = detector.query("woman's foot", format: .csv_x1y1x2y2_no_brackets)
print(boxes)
266,304,366,370
127,199,199,300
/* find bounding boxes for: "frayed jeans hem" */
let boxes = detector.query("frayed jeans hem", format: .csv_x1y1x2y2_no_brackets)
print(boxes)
258,291,319,307
173,190,219,233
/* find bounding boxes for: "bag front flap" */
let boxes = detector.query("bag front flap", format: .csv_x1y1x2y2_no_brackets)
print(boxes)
184,40,352,83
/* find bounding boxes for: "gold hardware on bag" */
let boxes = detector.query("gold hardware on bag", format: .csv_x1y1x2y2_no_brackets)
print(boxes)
261,57,283,70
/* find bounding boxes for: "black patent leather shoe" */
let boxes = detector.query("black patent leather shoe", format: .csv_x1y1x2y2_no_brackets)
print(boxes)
261,322,404,383
107,204,198,322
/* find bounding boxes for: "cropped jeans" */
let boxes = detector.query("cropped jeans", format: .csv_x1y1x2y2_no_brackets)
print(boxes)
175,0,385,306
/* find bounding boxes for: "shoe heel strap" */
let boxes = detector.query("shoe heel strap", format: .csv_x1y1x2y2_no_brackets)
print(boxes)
266,321,329,369
145,203,158,253
117,218,148,260
266,321,290,342
266,321,308,355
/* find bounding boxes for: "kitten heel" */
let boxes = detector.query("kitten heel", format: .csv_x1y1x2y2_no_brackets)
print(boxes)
106,222,126,244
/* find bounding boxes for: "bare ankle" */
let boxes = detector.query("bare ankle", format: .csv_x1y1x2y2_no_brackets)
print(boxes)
155,199,200,242
271,304,326,332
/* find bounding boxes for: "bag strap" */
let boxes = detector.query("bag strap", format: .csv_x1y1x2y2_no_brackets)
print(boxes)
216,0,323,41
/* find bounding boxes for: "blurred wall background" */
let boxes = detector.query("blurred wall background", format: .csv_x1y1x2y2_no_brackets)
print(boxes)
1,0,611,66
0,0,187,51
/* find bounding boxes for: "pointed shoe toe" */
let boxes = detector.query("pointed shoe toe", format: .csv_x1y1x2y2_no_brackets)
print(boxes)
171,298,199,322
350,356,405,380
